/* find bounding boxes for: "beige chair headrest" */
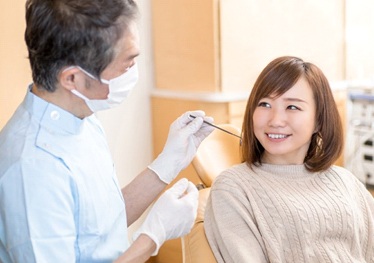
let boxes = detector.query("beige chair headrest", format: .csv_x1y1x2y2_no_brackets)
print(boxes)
192,124,241,187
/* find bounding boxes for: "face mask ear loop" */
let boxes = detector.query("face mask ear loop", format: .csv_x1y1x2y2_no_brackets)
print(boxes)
62,66,76,73
100,78,110,85
76,66,96,79
76,66,110,85
64,65,109,85
71,89,90,101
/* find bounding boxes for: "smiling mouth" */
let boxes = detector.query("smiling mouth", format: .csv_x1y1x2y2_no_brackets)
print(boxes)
267,133,289,139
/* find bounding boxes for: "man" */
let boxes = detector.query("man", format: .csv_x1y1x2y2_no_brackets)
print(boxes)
0,0,214,262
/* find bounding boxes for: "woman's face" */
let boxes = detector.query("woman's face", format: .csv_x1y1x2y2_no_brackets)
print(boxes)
253,77,316,165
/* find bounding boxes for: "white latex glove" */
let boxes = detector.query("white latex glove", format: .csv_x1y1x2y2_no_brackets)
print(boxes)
133,178,199,256
148,110,214,184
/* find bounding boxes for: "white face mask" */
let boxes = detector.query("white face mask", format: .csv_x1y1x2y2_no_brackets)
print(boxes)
71,64,138,112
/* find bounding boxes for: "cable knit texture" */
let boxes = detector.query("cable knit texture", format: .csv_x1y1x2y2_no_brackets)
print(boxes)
205,163,374,263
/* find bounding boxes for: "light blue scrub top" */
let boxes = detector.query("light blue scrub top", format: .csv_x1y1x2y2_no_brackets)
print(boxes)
0,87,129,262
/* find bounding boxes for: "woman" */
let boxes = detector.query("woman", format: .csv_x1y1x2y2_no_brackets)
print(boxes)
205,56,374,263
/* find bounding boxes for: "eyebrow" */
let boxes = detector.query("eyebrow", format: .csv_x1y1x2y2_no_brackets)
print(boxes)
122,52,140,66
264,95,309,104
283,97,309,104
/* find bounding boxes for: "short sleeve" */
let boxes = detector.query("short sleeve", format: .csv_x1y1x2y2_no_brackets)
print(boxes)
0,157,78,262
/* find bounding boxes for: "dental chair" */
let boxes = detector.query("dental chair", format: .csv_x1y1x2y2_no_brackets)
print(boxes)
182,124,242,263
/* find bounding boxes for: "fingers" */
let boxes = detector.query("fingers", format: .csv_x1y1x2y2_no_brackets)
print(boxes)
185,116,204,135
167,179,198,204
191,116,215,145
178,181,198,217
167,178,189,197
178,111,216,148
187,110,206,121
187,112,215,131
198,118,215,134
185,181,198,196
176,110,205,127
183,181,199,204
169,111,205,140
173,110,216,133
202,116,214,124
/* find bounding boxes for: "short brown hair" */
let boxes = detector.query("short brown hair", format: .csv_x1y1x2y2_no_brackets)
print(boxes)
241,56,343,172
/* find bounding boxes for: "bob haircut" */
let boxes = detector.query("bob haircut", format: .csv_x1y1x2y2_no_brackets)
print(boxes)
241,56,343,172
25,0,138,92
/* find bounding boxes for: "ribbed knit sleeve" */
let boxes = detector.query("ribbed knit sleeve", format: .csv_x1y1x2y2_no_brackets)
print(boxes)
205,168,269,263
204,163,374,263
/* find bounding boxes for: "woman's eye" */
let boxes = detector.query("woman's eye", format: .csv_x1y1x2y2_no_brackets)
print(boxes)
288,105,300,110
258,102,270,108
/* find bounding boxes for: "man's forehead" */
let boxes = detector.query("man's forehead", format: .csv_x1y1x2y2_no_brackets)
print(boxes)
115,23,140,58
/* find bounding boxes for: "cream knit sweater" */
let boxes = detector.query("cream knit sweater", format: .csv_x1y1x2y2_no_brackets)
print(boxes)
205,163,374,263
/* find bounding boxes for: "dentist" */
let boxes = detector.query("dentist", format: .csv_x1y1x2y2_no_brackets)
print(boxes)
0,0,214,262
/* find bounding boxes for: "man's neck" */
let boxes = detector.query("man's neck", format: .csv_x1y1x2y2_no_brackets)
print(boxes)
31,84,92,119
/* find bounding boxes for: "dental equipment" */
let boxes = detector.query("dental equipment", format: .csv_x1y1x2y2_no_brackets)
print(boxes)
189,114,242,142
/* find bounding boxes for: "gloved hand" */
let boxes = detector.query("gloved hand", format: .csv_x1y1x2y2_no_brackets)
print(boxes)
148,110,214,184
133,178,199,255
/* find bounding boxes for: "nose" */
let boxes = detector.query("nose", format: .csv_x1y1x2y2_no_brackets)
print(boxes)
268,109,286,127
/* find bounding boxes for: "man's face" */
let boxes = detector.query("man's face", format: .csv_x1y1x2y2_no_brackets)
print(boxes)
102,21,141,81
84,21,141,100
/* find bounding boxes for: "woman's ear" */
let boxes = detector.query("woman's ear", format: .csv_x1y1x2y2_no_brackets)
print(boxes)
313,119,320,134
59,66,82,91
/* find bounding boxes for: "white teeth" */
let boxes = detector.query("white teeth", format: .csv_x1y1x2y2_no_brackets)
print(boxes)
268,134,287,139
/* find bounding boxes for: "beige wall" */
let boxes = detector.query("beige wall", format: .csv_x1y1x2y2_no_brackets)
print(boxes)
0,1,31,128
345,0,374,80
219,0,346,92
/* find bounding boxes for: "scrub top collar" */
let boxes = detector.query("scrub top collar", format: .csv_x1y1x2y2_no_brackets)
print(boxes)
25,84,86,135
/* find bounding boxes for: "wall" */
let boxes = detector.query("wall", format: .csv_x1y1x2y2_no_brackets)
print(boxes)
0,0,30,127
345,0,374,80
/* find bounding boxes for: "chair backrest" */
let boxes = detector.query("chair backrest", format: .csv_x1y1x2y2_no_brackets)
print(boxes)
192,123,242,187
182,124,242,263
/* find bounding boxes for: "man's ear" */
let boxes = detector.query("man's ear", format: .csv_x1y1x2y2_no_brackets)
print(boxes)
59,66,82,91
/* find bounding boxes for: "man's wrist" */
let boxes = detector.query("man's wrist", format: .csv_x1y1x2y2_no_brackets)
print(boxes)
137,234,157,254
148,153,178,184
114,234,157,263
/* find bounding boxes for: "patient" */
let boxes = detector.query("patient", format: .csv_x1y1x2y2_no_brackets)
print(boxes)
205,56,374,263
